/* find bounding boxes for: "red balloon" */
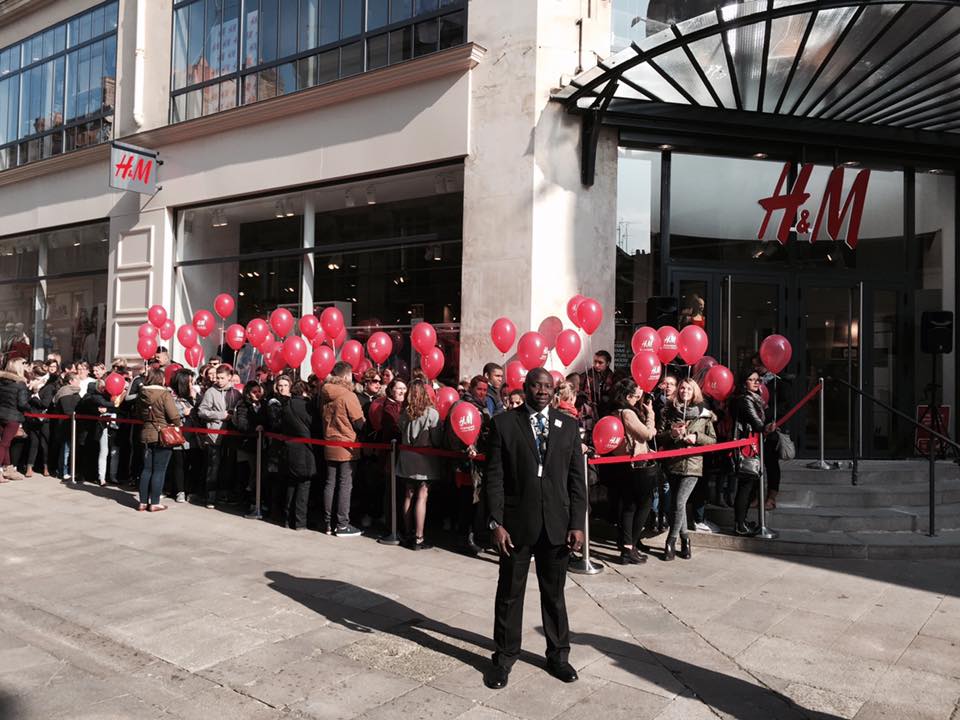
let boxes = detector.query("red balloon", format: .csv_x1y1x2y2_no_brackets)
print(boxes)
759,383,770,406
298,314,320,340
354,358,372,378
555,329,582,367
311,346,336,378
367,331,393,365
214,293,235,320
537,316,564,350
436,387,460,422
517,331,547,371
505,360,528,391
677,325,709,365
193,310,216,338
490,317,516,354
759,334,792,374
340,339,364,370
270,308,294,338
164,363,182,386
184,344,204,368
283,336,308,367
176,324,198,348
148,305,167,328
577,298,603,336
259,334,278,355
104,372,126,398
159,319,176,341
138,323,158,339
703,365,734,401
631,351,662,393
266,349,286,374
411,322,437,355
566,295,585,329
550,370,565,387
246,318,269,346
333,327,348,348
310,330,328,349
631,326,662,355
421,346,445,380
592,416,624,455
320,307,345,340
225,324,246,351
693,355,718,383
657,326,679,364
449,402,481,446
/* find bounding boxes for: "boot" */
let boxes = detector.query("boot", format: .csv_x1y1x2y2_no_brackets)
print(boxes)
679,535,692,560
735,522,759,537
663,538,676,561
3,466,25,481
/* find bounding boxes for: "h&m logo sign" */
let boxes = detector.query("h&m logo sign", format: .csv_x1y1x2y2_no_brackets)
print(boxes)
758,163,871,249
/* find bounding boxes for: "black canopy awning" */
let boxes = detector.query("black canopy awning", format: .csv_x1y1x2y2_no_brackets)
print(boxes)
557,0,960,183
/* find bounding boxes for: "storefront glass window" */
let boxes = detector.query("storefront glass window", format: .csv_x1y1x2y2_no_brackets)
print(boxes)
0,222,108,364
0,1,117,169
171,0,467,122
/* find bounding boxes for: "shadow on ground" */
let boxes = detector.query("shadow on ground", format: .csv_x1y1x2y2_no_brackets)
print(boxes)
265,573,845,720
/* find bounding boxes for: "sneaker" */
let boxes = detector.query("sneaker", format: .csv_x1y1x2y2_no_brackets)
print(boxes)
323,526,333,536
175,492,186,503
205,494,216,509
694,521,718,534
335,524,361,537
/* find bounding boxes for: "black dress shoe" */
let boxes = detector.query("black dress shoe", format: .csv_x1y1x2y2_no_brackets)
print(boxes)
484,665,510,689
546,660,579,683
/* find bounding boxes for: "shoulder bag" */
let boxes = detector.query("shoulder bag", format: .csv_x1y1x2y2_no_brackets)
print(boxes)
776,430,796,460
733,418,761,479
150,402,185,448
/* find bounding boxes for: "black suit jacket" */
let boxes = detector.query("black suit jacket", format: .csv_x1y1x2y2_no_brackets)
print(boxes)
485,406,587,547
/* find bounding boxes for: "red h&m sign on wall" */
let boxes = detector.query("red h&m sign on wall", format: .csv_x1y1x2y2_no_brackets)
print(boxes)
109,141,159,195
758,163,871,248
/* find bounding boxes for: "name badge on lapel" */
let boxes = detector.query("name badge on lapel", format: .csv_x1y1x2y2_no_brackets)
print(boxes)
554,419,562,428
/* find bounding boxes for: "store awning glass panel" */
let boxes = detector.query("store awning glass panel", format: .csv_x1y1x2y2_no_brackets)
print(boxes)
557,0,960,134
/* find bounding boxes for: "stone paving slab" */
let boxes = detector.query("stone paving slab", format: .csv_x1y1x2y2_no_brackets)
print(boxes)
1,476,960,719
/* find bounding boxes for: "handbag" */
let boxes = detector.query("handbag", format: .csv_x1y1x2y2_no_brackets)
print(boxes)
777,430,796,461
733,418,761,478
149,404,185,448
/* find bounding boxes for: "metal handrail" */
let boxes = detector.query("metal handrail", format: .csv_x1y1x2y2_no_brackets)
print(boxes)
827,376,958,537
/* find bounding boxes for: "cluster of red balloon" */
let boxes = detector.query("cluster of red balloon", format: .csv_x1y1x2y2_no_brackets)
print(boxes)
489,294,605,392
412,322,444,380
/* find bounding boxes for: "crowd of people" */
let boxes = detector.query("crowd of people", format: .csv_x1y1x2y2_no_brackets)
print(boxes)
0,344,786,560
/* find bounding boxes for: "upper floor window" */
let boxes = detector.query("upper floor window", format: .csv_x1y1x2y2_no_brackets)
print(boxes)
0,2,118,171
170,0,466,123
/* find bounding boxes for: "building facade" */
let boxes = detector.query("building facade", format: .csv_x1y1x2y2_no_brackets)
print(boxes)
0,0,956,459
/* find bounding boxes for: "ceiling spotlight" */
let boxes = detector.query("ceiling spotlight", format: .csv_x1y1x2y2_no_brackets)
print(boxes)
211,209,228,228
929,168,945,175
433,245,442,261
658,144,674,151
753,152,768,159
366,186,376,205
327,254,342,271
274,201,285,219
73,241,81,247
345,190,355,208
841,160,859,167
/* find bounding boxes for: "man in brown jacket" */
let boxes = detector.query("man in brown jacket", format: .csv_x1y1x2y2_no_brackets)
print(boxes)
321,361,365,536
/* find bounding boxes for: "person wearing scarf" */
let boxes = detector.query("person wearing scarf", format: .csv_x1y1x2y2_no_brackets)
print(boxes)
659,377,716,561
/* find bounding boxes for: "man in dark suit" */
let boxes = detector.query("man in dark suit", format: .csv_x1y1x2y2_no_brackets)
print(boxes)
483,367,587,689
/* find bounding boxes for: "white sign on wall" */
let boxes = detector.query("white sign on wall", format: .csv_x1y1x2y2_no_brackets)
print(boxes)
109,142,159,195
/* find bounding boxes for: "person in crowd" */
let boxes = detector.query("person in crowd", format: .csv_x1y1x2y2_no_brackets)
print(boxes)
381,367,395,389
208,356,222,369
76,361,92,397
732,368,769,536
155,346,171,368
659,377,716,560
197,364,242,509
751,352,784,509
483,363,505,415
463,375,493,421
321,361,364,536
76,379,115,485
233,380,267,516
25,361,57,477
506,389,524,409
168,369,197,503
354,368,384,527
396,380,443,549
199,364,218,391
0,357,31,482
609,379,658,564
51,371,82,480
653,373,680,532
135,367,182,512
580,350,616,423
554,382,579,419
483,367,586,690
281,380,316,531
265,375,292,524
369,378,406,443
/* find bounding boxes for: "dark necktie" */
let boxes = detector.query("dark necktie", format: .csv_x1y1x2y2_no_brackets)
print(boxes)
535,413,548,465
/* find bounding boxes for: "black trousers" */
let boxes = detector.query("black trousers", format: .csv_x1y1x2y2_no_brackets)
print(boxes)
734,473,758,525
614,463,657,548
493,527,570,669
286,476,311,529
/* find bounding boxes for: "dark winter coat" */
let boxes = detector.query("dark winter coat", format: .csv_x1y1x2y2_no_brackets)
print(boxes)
0,371,30,424
232,398,265,452
76,390,113,446
734,391,766,439
136,385,182,445
281,395,316,480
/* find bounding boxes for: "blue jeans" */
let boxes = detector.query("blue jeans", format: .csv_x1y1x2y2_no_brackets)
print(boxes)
140,445,172,505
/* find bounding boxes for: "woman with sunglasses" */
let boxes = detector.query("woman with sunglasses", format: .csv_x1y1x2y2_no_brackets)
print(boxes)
732,369,771,536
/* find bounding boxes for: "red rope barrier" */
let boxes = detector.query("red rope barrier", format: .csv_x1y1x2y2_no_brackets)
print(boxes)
588,435,758,466
774,383,822,429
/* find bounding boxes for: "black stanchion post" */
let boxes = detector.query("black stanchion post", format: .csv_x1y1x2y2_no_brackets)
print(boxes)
378,440,400,545
929,436,937,537
568,453,603,575
69,412,76,481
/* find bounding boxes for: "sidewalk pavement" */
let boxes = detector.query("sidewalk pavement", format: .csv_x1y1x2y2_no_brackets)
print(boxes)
0,476,958,720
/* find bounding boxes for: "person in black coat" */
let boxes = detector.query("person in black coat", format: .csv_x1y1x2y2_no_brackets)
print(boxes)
483,368,586,690
232,381,266,514
0,357,31,482
76,382,114,485
281,380,316,530
732,368,769,535
25,362,58,476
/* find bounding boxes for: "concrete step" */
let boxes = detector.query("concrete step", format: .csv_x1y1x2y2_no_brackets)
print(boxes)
705,503,960,533
776,478,960,508
779,459,960,486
